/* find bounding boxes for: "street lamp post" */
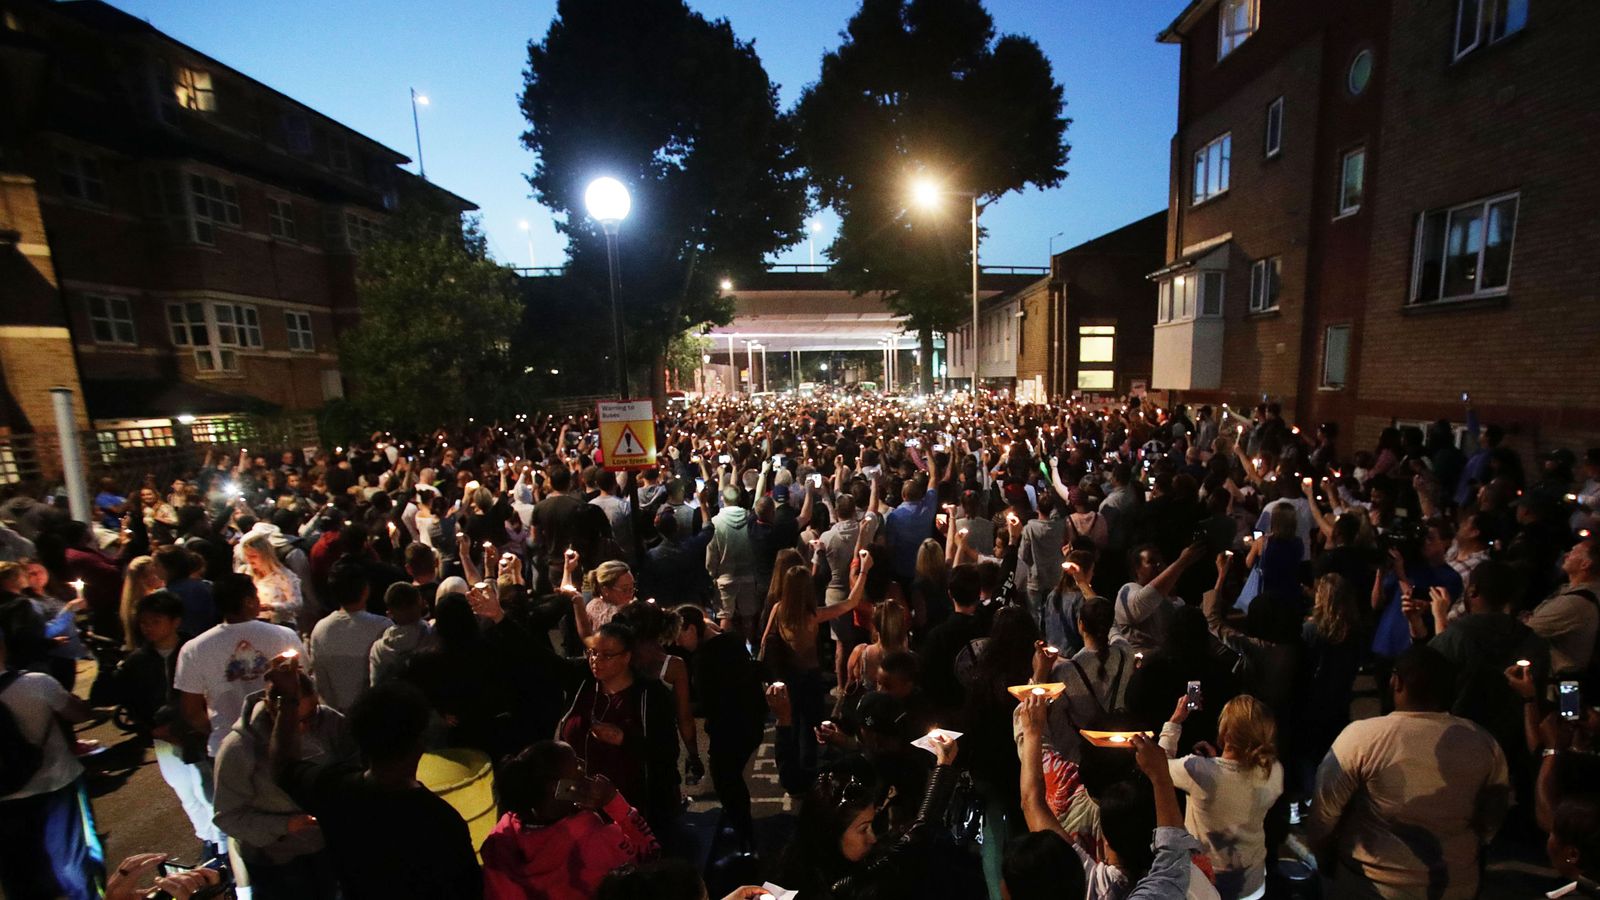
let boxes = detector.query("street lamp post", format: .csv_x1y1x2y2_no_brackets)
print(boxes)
409,88,429,180
518,220,536,269
911,178,982,393
584,177,632,398
701,353,711,396
808,219,823,266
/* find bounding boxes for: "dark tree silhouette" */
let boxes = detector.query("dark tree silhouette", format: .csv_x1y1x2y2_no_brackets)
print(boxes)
795,0,1070,393
521,0,807,400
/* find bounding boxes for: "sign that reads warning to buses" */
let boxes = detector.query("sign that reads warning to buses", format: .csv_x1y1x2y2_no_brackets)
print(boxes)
596,400,657,471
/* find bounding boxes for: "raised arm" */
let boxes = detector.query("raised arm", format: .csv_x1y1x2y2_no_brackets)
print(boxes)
1017,696,1071,839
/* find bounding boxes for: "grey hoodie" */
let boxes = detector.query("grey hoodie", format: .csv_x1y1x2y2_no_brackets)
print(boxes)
211,690,356,866
368,620,436,687
706,505,756,585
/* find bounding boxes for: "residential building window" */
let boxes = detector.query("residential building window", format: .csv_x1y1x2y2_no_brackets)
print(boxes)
215,303,262,349
328,136,351,171
1078,325,1115,363
282,114,313,155
85,294,135,345
1409,192,1518,304
141,169,188,239
344,212,380,250
285,311,314,351
268,197,297,240
174,67,216,112
1348,50,1374,95
1157,272,1224,323
320,370,345,401
1455,0,1528,60
1322,325,1351,388
188,174,240,244
1077,370,1115,392
1264,96,1283,158
57,151,106,205
167,301,259,372
1192,133,1231,205
1249,257,1282,312
1218,0,1258,60
1337,148,1365,216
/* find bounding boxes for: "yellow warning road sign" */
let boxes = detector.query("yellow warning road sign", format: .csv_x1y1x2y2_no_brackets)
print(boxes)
596,400,657,470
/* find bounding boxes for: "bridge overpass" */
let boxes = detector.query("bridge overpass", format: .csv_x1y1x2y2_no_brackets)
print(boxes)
708,264,1046,353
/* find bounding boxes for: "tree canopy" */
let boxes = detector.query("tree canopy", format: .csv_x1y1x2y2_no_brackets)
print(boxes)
794,0,1069,392
520,0,807,399
338,196,521,431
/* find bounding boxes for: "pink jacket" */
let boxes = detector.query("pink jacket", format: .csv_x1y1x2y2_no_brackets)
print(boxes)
481,793,658,900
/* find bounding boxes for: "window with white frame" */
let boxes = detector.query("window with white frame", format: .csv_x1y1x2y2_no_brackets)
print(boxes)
1218,0,1259,60
57,151,106,205
1157,271,1224,323
1264,96,1283,158
1249,257,1281,312
85,294,135,345
174,67,216,112
1078,325,1115,364
188,174,240,244
285,311,314,352
214,303,262,349
1455,0,1528,60
268,197,297,240
1192,133,1231,205
1337,148,1365,216
1322,325,1351,388
1409,192,1518,305
167,301,259,372
344,212,380,250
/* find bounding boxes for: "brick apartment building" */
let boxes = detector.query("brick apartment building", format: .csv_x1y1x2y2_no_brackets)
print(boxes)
0,0,473,443
1150,0,1600,455
947,213,1163,402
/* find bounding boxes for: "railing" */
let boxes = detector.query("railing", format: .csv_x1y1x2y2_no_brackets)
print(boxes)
512,263,1048,277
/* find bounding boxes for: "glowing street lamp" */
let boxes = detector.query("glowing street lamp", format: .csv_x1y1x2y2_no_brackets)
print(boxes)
585,176,632,397
518,220,535,269
720,278,734,291
409,88,429,180
909,175,982,392
808,219,824,266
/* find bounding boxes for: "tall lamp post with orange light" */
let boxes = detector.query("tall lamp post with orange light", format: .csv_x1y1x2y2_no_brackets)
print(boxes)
910,177,982,391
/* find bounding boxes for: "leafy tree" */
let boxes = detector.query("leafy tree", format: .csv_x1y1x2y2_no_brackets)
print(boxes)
795,0,1069,393
521,0,807,401
339,197,521,430
665,331,713,391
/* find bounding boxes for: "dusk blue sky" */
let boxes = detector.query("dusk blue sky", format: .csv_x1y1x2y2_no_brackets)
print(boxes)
107,0,1186,270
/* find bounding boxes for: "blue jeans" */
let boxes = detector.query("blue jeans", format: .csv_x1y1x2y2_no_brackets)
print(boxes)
0,778,101,900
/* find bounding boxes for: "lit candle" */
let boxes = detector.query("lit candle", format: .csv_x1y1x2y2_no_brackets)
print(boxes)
1030,687,1046,696
70,579,85,599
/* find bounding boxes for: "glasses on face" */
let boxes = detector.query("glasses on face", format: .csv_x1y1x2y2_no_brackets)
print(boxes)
586,649,629,662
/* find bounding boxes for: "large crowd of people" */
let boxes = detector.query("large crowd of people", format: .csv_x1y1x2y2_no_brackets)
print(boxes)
1,390,1598,900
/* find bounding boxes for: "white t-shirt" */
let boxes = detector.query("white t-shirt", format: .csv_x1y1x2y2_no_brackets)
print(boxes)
308,609,393,714
175,620,305,757
0,671,83,800
1161,723,1283,897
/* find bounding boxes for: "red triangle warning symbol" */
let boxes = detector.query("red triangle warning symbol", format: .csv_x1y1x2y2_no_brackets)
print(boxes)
612,425,645,457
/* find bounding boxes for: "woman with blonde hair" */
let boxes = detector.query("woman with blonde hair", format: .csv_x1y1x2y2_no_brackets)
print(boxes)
910,538,948,629
119,555,166,649
846,598,909,694
1160,692,1284,900
240,532,302,628
1292,572,1363,800
573,559,634,638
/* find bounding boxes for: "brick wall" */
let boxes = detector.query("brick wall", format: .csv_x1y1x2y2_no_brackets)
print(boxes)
1353,1,1600,456
0,174,87,432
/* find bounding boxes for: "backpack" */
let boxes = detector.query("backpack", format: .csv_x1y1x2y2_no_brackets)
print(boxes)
0,670,46,796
